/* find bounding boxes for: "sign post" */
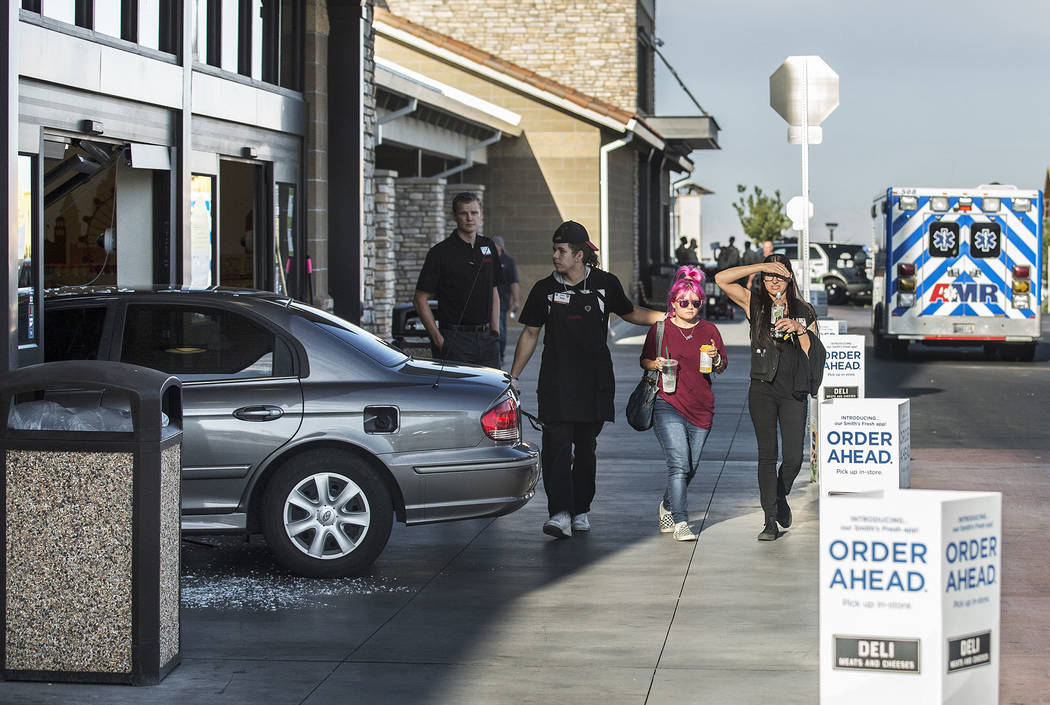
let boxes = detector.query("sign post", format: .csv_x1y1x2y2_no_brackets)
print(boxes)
770,56,839,303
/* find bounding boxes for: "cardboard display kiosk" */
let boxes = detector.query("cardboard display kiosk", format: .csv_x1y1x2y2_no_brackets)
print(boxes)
819,489,1002,704
819,335,865,402
819,398,910,495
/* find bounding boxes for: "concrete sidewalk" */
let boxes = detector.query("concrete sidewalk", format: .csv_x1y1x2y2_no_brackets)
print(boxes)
1,311,1042,704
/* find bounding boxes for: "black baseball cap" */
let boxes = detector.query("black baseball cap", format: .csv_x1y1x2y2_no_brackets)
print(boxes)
552,220,598,251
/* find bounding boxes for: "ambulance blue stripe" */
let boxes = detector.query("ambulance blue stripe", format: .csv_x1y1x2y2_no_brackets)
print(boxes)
1011,209,1036,234
986,303,1005,315
1006,231,1036,265
971,258,1006,291
916,257,953,298
892,225,925,263
920,301,944,316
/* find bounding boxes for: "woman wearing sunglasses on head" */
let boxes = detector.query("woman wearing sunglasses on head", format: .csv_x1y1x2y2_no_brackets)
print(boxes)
715,252,820,542
639,266,728,542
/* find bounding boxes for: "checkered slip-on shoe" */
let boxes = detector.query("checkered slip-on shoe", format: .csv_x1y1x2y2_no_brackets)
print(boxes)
673,521,698,542
659,501,674,533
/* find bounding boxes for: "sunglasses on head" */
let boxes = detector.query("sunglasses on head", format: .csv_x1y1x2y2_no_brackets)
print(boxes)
675,299,703,308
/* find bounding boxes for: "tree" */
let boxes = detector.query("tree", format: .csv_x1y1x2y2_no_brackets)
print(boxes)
732,184,792,245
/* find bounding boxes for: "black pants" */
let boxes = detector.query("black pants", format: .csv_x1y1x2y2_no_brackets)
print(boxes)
432,329,500,368
748,382,807,522
540,420,604,517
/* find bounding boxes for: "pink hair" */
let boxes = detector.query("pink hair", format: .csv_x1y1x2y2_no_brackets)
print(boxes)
665,266,706,316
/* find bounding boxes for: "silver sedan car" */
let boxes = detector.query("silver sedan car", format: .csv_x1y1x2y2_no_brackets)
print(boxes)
43,288,539,577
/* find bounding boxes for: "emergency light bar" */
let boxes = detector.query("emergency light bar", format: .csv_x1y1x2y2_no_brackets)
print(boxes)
981,197,1000,212
956,197,972,212
1011,198,1032,212
931,196,949,211
899,196,918,211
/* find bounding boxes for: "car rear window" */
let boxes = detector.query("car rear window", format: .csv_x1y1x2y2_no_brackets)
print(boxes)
289,303,409,367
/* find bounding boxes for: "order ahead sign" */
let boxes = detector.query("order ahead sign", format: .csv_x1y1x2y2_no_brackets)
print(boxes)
820,490,1001,704
820,334,865,401
819,398,910,495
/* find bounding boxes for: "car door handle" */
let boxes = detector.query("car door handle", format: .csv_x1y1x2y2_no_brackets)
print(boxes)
233,405,284,422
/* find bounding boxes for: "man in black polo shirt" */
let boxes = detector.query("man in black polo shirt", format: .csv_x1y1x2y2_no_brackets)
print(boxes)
413,192,503,367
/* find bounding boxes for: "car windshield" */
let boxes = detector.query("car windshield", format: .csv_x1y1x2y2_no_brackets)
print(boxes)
289,302,409,367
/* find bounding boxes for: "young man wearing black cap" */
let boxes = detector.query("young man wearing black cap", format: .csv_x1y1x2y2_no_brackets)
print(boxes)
510,221,663,538
414,192,503,367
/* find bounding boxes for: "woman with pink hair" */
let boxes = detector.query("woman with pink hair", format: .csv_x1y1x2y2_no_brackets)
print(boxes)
639,266,728,541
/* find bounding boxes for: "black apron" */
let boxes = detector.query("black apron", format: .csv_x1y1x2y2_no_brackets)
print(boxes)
537,287,615,422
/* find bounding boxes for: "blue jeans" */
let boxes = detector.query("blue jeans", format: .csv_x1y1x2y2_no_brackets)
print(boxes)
652,398,710,524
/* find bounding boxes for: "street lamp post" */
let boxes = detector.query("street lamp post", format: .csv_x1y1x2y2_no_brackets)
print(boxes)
825,222,838,243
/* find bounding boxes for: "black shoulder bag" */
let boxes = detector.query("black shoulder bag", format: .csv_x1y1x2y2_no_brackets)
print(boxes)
625,320,665,431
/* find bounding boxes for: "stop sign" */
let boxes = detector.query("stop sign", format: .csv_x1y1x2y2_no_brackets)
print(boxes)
770,56,839,126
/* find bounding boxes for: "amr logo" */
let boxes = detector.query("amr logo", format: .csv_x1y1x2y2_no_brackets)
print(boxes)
929,282,998,304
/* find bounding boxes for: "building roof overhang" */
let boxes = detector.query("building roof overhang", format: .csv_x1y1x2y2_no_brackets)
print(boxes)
375,58,523,139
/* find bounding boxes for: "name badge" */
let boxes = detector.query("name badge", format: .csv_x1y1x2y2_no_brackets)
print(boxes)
480,246,492,255
554,292,571,304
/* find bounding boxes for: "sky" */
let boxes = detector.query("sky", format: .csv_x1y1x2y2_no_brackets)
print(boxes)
655,0,1050,246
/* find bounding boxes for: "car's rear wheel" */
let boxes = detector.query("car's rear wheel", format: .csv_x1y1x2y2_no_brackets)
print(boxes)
262,450,393,578
824,278,847,305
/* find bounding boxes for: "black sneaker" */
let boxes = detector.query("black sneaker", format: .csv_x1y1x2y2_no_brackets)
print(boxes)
776,498,792,528
757,519,779,541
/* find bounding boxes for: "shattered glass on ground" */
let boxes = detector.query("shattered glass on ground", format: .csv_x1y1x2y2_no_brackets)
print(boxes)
179,536,414,611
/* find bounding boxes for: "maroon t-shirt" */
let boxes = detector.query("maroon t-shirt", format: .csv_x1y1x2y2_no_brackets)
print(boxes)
640,318,728,429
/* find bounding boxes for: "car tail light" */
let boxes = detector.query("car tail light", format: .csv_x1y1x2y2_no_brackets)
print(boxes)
1012,279,1030,294
898,277,916,293
898,292,915,307
482,393,520,442
1013,265,1030,279
897,263,915,276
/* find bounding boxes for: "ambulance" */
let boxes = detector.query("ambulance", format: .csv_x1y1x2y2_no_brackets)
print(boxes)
870,185,1042,361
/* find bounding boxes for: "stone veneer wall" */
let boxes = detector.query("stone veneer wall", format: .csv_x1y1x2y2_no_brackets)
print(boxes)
364,170,398,338
361,0,378,316
304,1,331,309
381,0,640,112
394,177,448,304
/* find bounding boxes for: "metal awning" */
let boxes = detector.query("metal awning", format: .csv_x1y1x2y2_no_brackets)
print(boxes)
645,116,721,151
375,58,522,139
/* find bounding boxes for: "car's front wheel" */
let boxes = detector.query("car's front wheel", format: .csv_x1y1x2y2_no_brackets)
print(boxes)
262,450,393,578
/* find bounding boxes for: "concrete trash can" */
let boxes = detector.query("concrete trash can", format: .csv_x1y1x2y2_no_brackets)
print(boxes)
0,361,182,685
